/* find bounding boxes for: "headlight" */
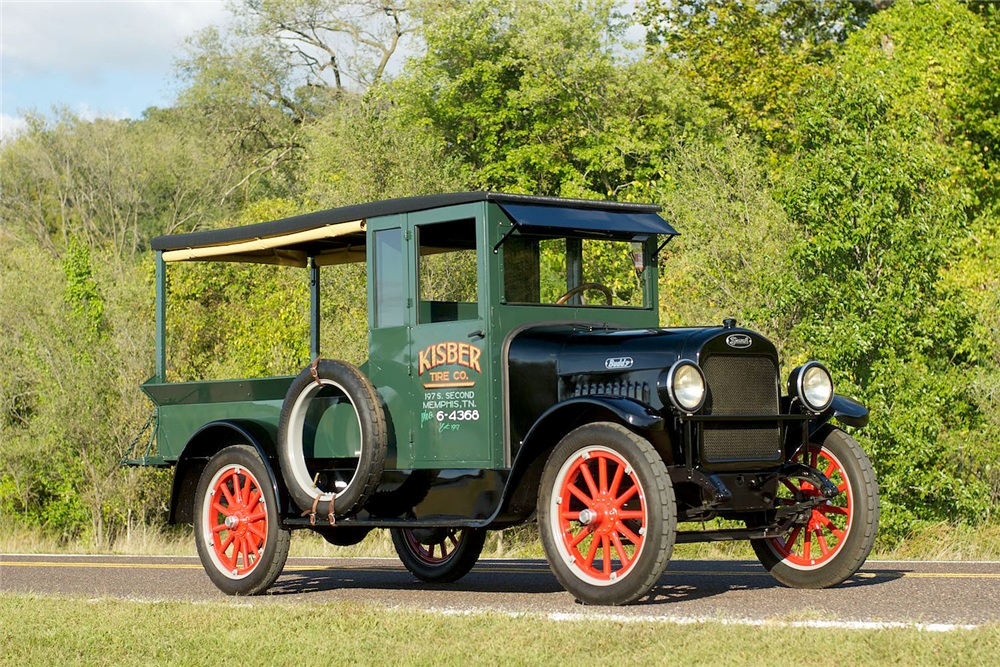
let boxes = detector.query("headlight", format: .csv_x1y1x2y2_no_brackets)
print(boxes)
659,360,707,413
789,361,833,412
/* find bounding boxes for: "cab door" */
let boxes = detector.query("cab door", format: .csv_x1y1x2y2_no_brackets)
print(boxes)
407,205,493,468
366,214,411,469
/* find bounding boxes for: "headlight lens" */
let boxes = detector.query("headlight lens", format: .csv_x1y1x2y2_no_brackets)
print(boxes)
664,360,707,412
791,362,833,412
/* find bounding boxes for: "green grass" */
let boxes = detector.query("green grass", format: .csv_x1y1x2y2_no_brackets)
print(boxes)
1,593,997,667
4,519,999,561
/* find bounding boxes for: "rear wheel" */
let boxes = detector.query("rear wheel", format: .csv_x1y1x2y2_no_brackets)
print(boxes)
391,527,486,583
194,445,290,595
751,428,879,588
537,422,676,605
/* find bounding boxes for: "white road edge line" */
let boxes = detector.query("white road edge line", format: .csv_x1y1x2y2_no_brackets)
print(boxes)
423,606,980,632
64,596,981,632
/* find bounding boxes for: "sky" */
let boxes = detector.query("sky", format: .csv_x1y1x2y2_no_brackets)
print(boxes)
1,0,646,141
1,0,227,139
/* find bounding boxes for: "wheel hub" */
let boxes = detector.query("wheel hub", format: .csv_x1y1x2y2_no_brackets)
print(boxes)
225,514,240,530
589,496,621,535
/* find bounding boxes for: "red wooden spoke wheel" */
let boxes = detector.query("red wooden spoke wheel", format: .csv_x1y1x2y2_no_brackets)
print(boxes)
391,526,486,583
401,528,465,565
767,445,852,570
203,464,268,578
551,446,647,585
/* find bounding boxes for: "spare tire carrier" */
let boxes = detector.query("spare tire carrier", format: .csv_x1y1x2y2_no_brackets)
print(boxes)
277,359,387,522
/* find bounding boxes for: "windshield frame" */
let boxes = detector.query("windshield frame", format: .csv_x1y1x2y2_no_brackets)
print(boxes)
498,230,658,311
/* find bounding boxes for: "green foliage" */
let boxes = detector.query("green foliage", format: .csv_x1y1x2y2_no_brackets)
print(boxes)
398,0,719,197
301,92,468,208
62,239,105,334
639,0,880,139
1,0,998,550
655,133,799,349
167,199,311,381
775,1,1000,536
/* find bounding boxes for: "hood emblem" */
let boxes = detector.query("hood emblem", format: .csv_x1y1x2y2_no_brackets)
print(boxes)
726,334,752,349
605,357,634,370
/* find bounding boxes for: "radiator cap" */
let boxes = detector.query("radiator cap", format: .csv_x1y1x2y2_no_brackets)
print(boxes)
723,318,737,329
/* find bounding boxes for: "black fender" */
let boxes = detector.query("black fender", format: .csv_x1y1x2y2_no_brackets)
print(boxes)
813,394,869,433
496,396,665,522
167,420,284,524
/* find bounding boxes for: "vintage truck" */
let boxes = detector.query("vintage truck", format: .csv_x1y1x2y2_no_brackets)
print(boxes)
128,192,878,605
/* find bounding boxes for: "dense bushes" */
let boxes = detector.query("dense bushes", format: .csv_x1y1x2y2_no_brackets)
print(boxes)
1,0,997,548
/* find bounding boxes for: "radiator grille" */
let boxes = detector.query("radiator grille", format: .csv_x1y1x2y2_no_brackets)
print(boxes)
701,355,782,463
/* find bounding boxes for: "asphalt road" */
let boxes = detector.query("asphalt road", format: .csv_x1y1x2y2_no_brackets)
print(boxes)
3,554,999,627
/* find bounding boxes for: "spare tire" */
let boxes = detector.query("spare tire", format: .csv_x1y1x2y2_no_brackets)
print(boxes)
277,359,387,519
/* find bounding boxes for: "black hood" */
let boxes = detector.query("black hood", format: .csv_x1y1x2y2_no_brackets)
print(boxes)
504,323,780,463
555,326,777,377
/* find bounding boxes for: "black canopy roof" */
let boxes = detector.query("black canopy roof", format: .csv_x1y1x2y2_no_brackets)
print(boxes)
150,192,676,267
152,192,674,251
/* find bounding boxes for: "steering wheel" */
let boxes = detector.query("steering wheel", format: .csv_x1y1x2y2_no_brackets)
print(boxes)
555,282,613,306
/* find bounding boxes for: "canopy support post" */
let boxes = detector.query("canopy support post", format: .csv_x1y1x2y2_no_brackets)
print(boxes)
155,250,166,382
310,256,320,359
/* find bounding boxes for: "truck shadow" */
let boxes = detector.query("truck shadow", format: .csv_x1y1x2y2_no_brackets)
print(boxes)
637,561,903,606
267,559,903,604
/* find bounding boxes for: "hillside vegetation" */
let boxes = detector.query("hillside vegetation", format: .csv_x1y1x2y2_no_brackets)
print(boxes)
1,0,997,551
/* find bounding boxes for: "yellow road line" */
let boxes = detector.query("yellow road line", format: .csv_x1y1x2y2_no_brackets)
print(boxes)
1,561,998,579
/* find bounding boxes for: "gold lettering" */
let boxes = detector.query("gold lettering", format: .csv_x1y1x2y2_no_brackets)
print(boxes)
418,341,483,375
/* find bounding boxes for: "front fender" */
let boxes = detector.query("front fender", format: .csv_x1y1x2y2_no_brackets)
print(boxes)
521,397,665,447
496,396,665,522
168,420,283,524
815,394,869,431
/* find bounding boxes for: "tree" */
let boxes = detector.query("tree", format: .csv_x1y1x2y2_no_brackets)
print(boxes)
398,0,719,198
778,1,996,536
639,0,886,139
237,0,418,92
0,109,237,258
175,1,422,200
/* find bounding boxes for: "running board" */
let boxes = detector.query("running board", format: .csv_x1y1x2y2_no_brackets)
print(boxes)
675,525,787,543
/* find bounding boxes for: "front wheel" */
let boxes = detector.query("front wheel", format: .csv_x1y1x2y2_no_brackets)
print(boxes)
194,445,290,595
751,427,879,588
537,422,676,606
390,527,486,583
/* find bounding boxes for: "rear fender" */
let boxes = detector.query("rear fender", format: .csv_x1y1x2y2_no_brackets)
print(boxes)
168,420,283,524
497,397,665,521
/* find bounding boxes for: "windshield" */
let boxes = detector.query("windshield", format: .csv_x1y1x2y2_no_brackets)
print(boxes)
502,235,648,308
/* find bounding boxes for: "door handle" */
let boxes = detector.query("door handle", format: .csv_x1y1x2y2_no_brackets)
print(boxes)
468,330,485,340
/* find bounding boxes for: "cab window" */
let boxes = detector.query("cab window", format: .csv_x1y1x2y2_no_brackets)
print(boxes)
417,219,479,323
373,228,404,328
